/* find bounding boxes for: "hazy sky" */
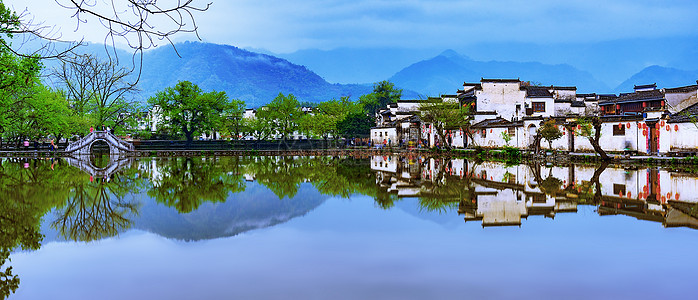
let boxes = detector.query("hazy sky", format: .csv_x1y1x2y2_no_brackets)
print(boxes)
6,0,698,53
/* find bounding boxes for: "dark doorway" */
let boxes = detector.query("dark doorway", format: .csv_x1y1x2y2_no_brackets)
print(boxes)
649,123,658,154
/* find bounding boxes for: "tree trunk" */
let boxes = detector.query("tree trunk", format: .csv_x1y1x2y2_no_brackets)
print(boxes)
531,133,542,155
590,161,610,203
436,129,452,150
588,119,610,161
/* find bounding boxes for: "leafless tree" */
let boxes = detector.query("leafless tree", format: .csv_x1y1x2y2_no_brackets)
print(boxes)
3,0,211,79
54,53,139,128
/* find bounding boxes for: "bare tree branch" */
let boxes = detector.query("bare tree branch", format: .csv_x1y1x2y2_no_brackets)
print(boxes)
2,1,211,82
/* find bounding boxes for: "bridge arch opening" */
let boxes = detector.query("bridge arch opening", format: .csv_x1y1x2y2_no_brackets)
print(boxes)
90,140,112,168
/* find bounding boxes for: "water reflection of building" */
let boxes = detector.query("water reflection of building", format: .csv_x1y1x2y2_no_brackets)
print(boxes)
371,155,698,229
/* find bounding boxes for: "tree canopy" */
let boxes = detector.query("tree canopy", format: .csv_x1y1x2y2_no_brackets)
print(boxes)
359,80,402,115
148,81,235,143
419,98,473,149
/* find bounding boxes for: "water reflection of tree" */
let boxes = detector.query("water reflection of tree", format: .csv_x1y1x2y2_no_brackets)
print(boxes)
147,157,246,213
419,166,475,214
242,156,378,200
0,158,83,298
51,169,144,242
574,162,609,205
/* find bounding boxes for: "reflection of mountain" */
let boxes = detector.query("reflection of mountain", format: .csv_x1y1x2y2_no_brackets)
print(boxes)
393,198,462,229
132,182,327,241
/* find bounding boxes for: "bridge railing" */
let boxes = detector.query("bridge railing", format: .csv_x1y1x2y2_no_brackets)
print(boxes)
64,131,134,154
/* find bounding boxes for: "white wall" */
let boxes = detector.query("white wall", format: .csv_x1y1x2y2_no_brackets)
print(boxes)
477,81,525,121
370,127,398,147
670,122,698,151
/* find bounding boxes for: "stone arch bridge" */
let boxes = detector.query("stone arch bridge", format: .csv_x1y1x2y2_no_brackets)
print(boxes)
64,131,135,156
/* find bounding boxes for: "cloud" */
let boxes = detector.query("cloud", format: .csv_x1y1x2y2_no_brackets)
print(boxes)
6,0,698,52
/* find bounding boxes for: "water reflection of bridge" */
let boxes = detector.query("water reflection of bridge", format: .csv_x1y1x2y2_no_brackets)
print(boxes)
371,156,698,229
64,155,135,178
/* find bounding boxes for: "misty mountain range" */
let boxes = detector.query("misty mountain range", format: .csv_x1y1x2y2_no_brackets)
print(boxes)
41,38,698,107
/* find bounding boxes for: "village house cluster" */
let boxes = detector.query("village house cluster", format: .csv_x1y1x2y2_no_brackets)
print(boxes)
371,79,698,155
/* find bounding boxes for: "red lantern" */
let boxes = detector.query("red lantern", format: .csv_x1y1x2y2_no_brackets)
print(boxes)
642,130,647,136
666,125,670,131
661,120,666,127
626,122,631,128
490,129,493,133
674,125,679,131
655,123,660,130
618,123,623,129
627,192,631,198
676,193,680,200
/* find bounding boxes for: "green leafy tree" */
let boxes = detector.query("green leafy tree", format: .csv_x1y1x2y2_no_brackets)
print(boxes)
501,131,512,145
243,115,274,141
261,93,301,141
359,80,402,115
419,98,473,150
220,99,246,139
0,5,42,147
304,97,358,140
148,81,230,143
337,111,373,138
539,119,563,150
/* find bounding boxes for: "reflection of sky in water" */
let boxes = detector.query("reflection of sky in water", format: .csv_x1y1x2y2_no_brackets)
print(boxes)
11,195,698,300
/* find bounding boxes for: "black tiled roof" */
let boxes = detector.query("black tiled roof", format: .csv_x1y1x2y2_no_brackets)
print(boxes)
522,86,553,98
598,94,618,100
599,115,645,122
577,93,596,98
665,85,698,93
481,78,520,83
571,101,586,107
550,86,577,91
471,117,517,129
634,83,657,90
599,89,664,105
668,102,698,123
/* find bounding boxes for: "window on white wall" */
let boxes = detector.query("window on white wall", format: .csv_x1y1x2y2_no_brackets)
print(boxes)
532,102,546,113
613,124,626,136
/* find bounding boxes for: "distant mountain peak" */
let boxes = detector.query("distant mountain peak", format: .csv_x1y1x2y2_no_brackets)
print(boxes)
438,49,470,61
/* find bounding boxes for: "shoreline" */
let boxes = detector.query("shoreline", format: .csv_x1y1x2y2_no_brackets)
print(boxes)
1,147,697,167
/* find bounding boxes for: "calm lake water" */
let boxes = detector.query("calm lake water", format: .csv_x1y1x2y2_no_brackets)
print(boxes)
3,155,698,299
